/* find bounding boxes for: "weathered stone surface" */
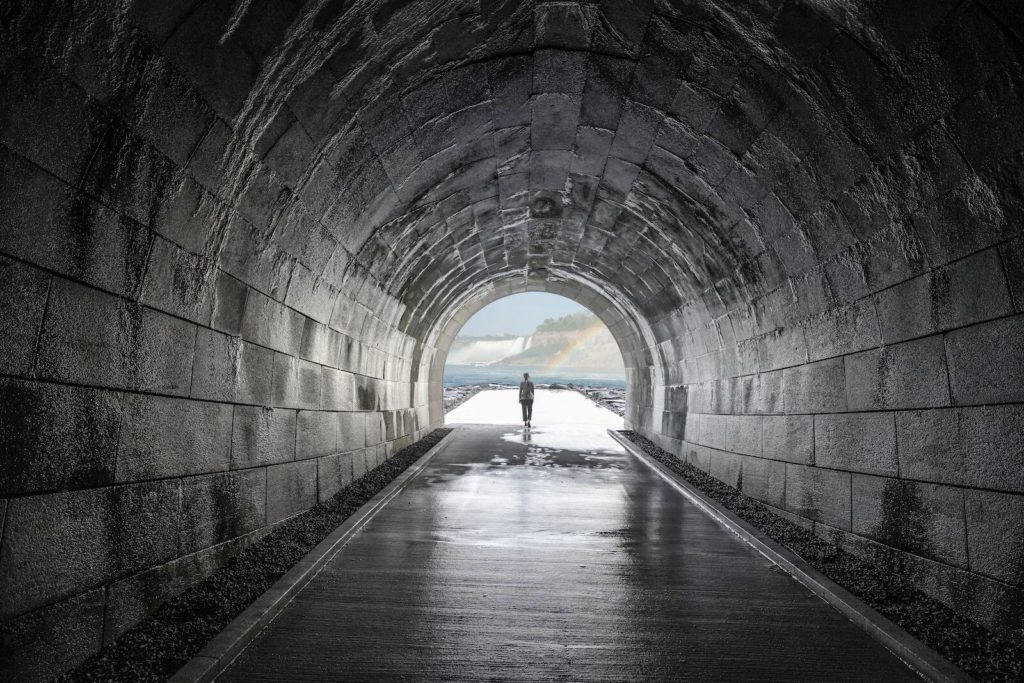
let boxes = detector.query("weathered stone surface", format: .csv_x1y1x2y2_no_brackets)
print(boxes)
965,489,1024,585
0,482,180,617
785,464,851,530
266,460,317,524
897,405,1024,493
296,410,339,460
231,406,296,468
317,453,354,502
116,395,232,482
814,413,897,476
0,379,122,496
0,256,49,375
37,279,196,395
0,589,105,682
726,415,762,456
945,314,1024,405
761,415,813,464
845,335,950,410
852,475,967,568
190,329,273,404
782,357,846,414
179,470,266,555
339,411,368,451
740,456,786,508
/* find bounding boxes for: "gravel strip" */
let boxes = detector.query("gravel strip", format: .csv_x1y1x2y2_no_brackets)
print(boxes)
63,428,452,683
620,430,1022,682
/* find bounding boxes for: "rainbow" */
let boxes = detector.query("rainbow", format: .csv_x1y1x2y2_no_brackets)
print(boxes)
540,322,607,371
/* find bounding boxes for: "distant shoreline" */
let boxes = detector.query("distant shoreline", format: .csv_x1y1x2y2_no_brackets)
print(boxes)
443,363,625,389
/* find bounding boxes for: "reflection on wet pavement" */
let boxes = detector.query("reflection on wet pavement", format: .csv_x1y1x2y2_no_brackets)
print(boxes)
223,422,920,682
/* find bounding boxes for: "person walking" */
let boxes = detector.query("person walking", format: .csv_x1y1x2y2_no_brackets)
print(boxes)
519,372,535,428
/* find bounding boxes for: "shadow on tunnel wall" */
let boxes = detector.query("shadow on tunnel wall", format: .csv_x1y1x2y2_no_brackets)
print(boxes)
1,0,1024,679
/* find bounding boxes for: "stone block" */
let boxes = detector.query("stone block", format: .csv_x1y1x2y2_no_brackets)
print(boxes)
231,406,296,468
0,379,122,497
782,357,846,413
739,456,786,507
697,413,728,451
266,460,317,523
784,464,852,530
296,410,338,460
339,412,367,451
179,470,266,554
845,335,950,410
322,367,357,410
531,93,580,150
814,413,897,476
804,298,881,362
0,481,179,617
1000,236,1024,313
761,415,813,464
116,395,232,482
317,453,354,502
139,238,215,324
897,405,1024,493
241,289,304,355
756,325,807,371
37,279,195,394
851,475,967,568
946,314,1024,404
965,489,1024,585
726,415,762,456
211,271,249,336
103,528,262,644
709,450,742,488
350,449,370,481
190,328,273,404
0,256,49,375
682,442,712,472
0,589,104,683
875,248,1014,344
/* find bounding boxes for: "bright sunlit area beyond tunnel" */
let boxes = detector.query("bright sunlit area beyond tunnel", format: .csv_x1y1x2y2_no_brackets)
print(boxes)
443,293,627,419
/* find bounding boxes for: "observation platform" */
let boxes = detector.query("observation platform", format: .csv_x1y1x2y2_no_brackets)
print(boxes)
218,390,919,681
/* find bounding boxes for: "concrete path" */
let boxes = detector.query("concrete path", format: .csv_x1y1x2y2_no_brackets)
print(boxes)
221,394,918,681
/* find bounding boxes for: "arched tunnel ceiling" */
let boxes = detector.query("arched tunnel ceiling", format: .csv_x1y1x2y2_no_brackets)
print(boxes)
132,0,1024,357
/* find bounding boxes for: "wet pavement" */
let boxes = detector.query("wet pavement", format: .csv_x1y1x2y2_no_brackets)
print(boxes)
221,418,919,682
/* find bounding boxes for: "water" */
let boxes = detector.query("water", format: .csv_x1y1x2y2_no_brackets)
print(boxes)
444,364,625,389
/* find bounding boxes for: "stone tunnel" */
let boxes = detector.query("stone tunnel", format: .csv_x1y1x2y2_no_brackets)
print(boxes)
1,0,1023,679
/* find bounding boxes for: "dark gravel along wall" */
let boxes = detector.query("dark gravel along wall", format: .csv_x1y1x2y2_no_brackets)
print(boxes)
621,430,1023,682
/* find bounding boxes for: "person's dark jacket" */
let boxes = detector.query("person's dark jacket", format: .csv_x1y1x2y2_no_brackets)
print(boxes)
519,380,534,401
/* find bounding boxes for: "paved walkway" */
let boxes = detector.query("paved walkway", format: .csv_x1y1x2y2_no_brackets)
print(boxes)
222,394,917,681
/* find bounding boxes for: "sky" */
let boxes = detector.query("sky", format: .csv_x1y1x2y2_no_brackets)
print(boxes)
457,293,588,337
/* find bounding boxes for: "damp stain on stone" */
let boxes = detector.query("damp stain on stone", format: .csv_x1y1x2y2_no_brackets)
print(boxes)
873,479,934,563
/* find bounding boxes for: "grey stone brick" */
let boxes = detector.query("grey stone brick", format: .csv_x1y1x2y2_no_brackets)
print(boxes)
739,456,786,507
0,589,105,682
946,314,1024,405
190,329,273,404
296,410,338,460
322,367,357,410
1000,236,1024,313
785,463,851,530
266,460,317,523
897,405,1024,492
241,289,304,355
875,248,1014,344
845,335,950,410
804,298,880,361
756,325,807,371
0,379,122,496
0,256,49,375
0,481,179,617
231,406,296,468
211,272,249,336
727,415,762,456
317,453,354,502
852,475,967,568
965,489,1024,584
116,395,232,482
815,413,897,476
783,357,846,413
339,412,368,452
179,470,266,554
37,279,195,395
761,415,813,464
710,450,742,488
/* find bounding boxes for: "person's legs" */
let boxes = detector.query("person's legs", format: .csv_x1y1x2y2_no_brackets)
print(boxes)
521,400,529,423
525,400,533,424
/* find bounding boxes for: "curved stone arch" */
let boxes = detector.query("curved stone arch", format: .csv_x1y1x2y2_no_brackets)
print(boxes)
421,270,662,428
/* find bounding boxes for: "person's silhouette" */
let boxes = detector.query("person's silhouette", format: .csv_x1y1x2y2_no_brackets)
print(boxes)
519,372,535,428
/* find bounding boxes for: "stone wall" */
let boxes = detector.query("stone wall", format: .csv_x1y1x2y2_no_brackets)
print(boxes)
1,0,1023,679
